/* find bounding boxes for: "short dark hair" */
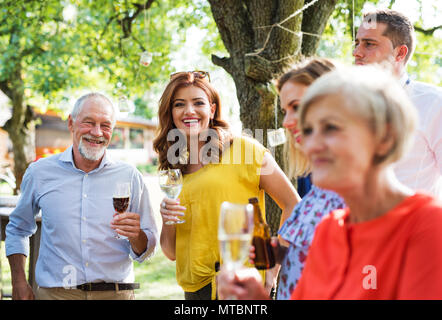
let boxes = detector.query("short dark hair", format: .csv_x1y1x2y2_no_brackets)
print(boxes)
363,9,415,63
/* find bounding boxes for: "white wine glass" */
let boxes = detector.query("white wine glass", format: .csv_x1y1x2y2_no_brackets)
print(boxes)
218,202,254,271
113,182,130,239
158,169,184,225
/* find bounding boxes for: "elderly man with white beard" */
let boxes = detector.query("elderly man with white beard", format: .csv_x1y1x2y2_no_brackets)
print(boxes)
5,92,158,300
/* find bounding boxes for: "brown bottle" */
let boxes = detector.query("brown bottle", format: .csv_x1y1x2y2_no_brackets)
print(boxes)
249,197,275,270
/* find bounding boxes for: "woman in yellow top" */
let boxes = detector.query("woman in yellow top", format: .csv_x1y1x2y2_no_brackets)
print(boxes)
153,71,300,300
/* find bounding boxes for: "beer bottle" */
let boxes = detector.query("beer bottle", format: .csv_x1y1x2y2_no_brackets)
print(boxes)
249,197,275,269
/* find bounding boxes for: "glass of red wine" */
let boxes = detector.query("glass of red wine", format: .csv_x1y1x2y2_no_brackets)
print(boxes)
113,182,131,239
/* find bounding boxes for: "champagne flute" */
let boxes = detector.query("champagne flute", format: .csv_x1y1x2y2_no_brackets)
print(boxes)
218,202,254,271
113,182,130,239
158,169,184,225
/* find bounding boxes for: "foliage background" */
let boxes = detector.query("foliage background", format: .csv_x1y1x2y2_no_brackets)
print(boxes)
2,0,439,118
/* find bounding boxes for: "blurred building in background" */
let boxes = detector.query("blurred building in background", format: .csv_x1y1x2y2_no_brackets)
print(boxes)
34,110,158,166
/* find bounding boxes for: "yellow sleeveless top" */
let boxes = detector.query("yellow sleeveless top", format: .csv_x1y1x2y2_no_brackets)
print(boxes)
175,136,268,298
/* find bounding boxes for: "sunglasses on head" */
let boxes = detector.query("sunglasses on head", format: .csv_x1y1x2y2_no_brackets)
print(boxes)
170,70,211,82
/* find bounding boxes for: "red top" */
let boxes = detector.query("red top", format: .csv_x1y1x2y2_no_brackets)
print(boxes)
291,193,442,300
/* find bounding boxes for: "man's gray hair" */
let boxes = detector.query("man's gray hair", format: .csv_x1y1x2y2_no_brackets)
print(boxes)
71,92,116,126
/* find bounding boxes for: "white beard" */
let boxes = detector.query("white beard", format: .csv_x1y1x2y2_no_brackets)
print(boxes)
78,135,107,161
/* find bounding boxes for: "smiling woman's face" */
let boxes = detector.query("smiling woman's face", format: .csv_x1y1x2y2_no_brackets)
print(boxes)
279,81,308,144
300,93,377,193
171,85,216,138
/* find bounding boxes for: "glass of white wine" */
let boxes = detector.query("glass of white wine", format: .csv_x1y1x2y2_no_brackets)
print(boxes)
218,201,254,271
158,169,184,225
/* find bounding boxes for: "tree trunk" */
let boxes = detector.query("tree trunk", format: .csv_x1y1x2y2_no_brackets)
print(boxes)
301,0,338,56
3,65,35,195
208,0,337,234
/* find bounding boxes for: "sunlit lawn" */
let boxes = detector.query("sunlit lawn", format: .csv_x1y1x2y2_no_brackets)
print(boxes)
133,250,184,300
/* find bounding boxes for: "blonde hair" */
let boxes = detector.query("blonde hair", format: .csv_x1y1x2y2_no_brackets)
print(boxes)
275,57,336,179
299,65,417,166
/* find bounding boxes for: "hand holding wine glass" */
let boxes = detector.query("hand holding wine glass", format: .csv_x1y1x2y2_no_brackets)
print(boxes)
218,202,254,271
217,266,268,300
113,182,130,239
159,169,185,225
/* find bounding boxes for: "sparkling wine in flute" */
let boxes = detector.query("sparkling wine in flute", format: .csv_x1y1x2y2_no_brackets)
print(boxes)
219,233,252,270
160,184,182,200
218,202,254,271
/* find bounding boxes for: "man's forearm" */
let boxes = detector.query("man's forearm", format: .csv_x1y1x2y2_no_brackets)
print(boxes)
8,254,28,285
130,231,148,256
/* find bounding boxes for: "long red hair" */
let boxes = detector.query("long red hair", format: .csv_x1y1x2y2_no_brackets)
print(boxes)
153,72,232,172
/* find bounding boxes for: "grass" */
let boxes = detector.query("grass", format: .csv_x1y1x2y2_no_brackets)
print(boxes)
133,251,184,300
1,242,13,298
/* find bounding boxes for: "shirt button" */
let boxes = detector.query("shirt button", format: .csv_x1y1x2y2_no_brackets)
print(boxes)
84,194,87,198
85,174,88,177
83,217,86,221
82,239,86,243
85,262,89,267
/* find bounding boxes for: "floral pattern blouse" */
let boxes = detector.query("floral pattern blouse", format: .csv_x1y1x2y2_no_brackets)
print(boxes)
277,185,345,300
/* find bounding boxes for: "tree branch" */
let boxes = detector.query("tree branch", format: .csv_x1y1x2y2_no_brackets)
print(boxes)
414,25,442,36
301,0,338,57
118,0,155,38
0,80,12,100
208,0,255,57
100,13,119,38
101,0,155,39
211,54,233,74
131,34,147,52
21,46,46,59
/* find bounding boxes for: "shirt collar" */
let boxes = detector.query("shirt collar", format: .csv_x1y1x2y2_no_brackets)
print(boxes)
399,72,411,87
59,145,114,172
59,145,75,164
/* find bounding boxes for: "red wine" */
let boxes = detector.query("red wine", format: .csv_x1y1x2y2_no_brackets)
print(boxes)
113,197,129,213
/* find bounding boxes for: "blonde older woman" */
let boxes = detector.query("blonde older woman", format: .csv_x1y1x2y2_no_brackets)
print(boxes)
218,66,442,300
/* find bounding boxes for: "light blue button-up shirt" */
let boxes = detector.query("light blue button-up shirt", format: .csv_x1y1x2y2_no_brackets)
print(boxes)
6,146,158,288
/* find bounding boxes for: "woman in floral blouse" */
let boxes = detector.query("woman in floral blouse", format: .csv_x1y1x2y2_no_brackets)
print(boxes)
218,58,345,300
275,58,345,299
